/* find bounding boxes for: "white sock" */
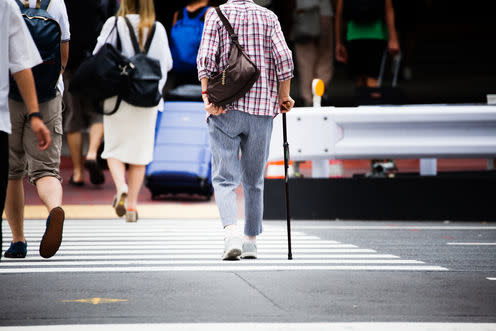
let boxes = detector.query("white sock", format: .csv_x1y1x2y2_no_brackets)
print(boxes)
244,235,256,243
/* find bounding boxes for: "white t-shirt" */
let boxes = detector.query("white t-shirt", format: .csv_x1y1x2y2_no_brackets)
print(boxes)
24,0,71,94
94,15,173,111
296,0,334,17
0,0,42,134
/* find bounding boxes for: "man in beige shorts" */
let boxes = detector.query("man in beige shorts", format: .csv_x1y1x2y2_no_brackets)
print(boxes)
1,0,52,262
3,0,70,259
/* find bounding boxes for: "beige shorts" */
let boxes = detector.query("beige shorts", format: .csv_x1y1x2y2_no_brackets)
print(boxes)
8,93,63,184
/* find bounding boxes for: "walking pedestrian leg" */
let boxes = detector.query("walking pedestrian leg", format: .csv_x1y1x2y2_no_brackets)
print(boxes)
240,114,273,237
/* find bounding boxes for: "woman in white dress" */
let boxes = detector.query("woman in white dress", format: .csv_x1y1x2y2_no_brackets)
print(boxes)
93,0,172,222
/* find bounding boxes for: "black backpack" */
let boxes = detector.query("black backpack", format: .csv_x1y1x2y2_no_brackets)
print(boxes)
9,0,61,103
121,16,162,108
343,0,385,23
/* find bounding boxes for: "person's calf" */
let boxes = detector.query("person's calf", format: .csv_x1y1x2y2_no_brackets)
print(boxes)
35,176,63,212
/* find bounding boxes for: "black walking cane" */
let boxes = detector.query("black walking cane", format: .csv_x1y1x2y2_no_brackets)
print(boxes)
282,104,293,260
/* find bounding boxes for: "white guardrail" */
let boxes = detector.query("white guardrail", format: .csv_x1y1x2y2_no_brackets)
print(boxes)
268,105,496,176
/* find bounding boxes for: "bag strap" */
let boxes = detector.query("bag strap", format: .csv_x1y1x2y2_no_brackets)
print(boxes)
107,16,123,51
143,22,157,54
181,7,190,22
39,0,52,10
124,16,156,55
196,6,210,21
215,7,238,42
14,0,51,10
14,0,25,9
124,16,141,54
94,96,123,116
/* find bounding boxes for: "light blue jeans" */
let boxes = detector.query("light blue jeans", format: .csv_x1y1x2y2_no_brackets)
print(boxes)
207,110,273,236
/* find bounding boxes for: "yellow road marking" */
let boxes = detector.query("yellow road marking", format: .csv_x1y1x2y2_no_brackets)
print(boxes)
62,298,128,305
3,204,220,220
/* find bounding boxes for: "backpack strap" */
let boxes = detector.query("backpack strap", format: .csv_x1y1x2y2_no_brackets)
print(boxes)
197,6,209,20
143,22,157,54
182,7,190,22
14,0,28,9
38,0,52,10
14,0,50,10
106,16,122,51
124,16,141,54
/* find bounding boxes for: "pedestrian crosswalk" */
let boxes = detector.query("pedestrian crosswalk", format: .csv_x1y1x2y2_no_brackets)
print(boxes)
1,219,448,273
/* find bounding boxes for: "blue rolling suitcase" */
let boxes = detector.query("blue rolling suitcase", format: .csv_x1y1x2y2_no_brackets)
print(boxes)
145,101,213,200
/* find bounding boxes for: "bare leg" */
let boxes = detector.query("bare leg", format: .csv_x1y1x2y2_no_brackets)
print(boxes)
35,176,63,212
295,41,318,106
366,77,379,88
366,77,381,98
107,158,127,192
85,123,103,160
5,179,25,243
316,16,334,86
127,164,145,210
66,131,84,182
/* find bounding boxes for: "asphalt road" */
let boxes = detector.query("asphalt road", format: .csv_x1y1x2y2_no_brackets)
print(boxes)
1,219,495,329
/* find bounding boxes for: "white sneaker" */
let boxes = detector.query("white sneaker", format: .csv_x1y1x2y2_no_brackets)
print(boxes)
222,236,242,261
241,241,257,259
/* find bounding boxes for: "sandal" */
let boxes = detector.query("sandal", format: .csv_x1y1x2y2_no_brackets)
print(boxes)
112,184,128,217
84,159,105,185
125,209,138,223
68,175,84,187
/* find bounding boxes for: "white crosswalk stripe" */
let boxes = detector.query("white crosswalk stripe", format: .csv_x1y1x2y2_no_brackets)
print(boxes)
1,219,448,273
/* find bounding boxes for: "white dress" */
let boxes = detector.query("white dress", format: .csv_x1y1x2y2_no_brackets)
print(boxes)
93,15,173,165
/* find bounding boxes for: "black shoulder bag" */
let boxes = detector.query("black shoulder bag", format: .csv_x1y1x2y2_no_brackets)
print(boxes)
69,17,134,115
207,7,260,107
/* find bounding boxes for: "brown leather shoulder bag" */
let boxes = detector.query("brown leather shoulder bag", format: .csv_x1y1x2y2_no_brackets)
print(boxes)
207,7,261,107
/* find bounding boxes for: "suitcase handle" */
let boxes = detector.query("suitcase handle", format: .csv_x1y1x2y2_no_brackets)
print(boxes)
377,49,402,88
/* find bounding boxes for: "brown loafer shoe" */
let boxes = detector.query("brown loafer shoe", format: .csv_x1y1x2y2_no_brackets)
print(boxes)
39,207,65,259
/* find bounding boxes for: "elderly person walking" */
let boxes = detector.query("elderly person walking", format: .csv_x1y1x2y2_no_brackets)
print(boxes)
197,0,295,260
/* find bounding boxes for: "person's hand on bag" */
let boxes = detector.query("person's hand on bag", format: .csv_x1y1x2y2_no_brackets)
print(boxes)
279,96,295,113
202,93,226,116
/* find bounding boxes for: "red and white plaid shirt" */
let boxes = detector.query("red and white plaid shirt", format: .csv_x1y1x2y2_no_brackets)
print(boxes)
197,0,294,117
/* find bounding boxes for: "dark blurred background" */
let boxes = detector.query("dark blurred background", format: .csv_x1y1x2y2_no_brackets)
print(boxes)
155,0,496,106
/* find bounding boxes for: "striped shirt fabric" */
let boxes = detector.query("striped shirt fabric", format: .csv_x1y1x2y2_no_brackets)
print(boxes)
197,0,294,117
